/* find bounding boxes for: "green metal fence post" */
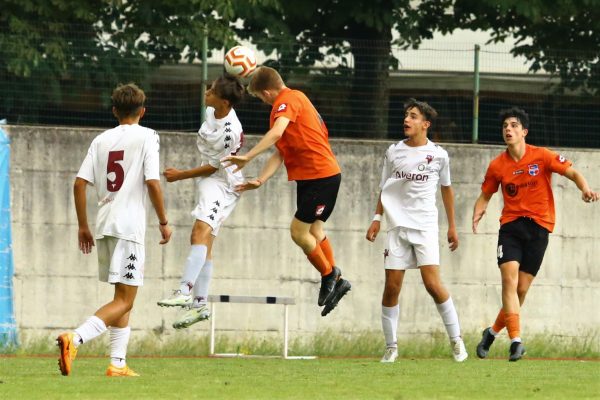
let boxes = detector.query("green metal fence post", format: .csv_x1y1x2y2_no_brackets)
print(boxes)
200,26,208,126
472,44,480,144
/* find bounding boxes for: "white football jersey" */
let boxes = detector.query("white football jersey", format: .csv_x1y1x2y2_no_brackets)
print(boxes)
196,107,244,189
379,139,451,231
77,124,161,244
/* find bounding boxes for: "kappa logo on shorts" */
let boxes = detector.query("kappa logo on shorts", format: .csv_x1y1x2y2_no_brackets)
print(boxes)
384,249,389,259
127,254,137,261
126,263,136,271
315,204,326,216
123,272,134,280
497,245,503,259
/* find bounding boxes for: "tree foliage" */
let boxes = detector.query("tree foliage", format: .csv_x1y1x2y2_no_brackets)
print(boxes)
232,0,454,137
454,0,600,95
0,0,241,121
1,0,597,131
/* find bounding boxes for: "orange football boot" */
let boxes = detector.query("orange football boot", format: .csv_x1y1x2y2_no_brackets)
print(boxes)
106,364,140,377
56,332,78,376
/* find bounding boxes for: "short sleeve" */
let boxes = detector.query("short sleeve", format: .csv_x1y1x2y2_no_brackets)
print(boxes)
439,151,451,186
144,131,161,181
76,142,96,185
379,147,393,190
544,148,572,175
273,94,301,123
481,161,500,195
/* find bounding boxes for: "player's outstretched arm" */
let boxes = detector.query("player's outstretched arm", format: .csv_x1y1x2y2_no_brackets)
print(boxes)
222,117,290,172
366,193,384,242
441,185,459,251
235,151,283,192
472,191,492,234
563,167,600,203
74,177,94,254
146,179,172,244
163,165,218,182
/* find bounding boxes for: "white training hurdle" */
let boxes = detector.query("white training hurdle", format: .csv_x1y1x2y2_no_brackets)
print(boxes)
207,295,315,360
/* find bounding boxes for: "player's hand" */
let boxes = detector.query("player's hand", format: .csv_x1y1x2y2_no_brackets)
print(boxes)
163,168,183,182
221,155,250,173
472,209,485,233
159,224,172,245
78,227,95,254
366,221,380,242
235,178,262,193
447,227,459,251
582,189,600,203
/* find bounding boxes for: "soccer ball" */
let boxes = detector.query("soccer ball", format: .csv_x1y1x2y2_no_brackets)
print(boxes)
224,46,257,77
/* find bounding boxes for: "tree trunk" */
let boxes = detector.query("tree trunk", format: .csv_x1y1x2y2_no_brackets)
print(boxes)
348,29,392,139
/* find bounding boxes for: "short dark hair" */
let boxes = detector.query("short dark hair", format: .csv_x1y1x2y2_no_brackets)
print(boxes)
212,74,245,106
112,83,145,119
499,107,529,129
404,98,438,123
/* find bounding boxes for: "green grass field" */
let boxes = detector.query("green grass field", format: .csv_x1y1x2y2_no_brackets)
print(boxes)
1,356,599,399
2,331,599,399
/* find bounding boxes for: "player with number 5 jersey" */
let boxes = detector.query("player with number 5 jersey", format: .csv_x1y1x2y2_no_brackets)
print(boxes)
56,83,172,378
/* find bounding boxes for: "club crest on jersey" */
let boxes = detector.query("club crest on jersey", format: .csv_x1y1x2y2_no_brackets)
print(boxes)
276,103,287,112
425,155,434,164
557,154,567,163
315,204,326,216
528,164,539,176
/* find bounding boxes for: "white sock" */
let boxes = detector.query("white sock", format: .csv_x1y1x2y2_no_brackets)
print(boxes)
192,259,213,308
381,305,399,348
179,244,207,295
435,297,461,341
109,326,131,368
489,327,499,336
511,337,522,343
74,316,107,346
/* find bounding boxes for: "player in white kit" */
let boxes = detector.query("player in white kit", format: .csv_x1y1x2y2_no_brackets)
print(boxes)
366,99,467,363
57,83,172,377
157,74,245,329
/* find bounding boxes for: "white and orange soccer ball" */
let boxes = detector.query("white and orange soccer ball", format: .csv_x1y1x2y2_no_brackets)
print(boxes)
224,46,257,77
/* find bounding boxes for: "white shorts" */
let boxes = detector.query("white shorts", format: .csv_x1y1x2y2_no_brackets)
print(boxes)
384,226,440,270
191,177,240,236
97,237,145,286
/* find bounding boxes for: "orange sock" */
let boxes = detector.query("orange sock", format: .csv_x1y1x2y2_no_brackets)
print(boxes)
307,245,333,277
491,309,507,333
319,237,336,267
504,313,521,340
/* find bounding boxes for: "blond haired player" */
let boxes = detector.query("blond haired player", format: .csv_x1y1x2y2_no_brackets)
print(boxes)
157,74,246,329
56,83,172,377
366,99,467,363
223,66,351,316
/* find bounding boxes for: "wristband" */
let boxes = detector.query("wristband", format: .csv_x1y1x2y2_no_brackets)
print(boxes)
159,220,168,226
372,214,382,222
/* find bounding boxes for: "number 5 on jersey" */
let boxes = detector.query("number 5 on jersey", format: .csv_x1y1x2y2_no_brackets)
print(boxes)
108,150,124,192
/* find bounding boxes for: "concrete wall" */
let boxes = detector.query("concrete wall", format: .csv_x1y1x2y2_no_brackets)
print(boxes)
7,125,600,344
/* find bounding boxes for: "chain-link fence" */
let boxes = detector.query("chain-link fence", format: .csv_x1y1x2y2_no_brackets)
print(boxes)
1,25,599,148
